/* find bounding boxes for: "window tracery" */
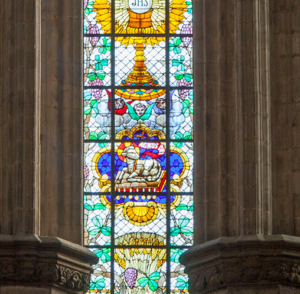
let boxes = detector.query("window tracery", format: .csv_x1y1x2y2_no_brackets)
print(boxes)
83,0,193,292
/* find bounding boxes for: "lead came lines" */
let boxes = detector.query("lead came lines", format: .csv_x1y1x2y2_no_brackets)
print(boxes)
83,0,193,293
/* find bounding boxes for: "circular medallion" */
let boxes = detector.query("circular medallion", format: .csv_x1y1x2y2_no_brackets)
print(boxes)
129,0,153,14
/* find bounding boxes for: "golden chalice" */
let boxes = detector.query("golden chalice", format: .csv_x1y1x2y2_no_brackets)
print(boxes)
93,0,187,100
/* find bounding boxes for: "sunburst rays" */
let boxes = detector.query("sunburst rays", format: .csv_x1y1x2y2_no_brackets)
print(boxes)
93,0,187,45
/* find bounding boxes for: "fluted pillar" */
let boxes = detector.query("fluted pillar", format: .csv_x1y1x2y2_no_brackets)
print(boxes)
0,1,97,293
0,0,41,237
182,0,300,293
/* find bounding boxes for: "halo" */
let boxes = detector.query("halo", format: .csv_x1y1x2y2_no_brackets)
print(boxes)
117,142,140,162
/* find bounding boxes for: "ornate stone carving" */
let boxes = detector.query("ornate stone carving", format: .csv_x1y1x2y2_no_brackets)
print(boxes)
188,262,300,293
0,235,98,293
0,262,91,292
181,235,300,293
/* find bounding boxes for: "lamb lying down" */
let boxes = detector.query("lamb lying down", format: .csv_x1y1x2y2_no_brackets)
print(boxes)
116,146,162,183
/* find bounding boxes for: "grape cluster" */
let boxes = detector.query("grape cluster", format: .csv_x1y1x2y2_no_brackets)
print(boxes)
124,268,138,289
181,24,193,47
87,25,100,47
89,78,103,100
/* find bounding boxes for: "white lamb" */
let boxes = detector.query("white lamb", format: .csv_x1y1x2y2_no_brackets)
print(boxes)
116,146,162,184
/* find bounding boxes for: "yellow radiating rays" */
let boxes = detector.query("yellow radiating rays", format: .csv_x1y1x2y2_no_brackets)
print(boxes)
93,0,188,46
114,233,167,271
123,201,158,225
93,0,111,33
169,0,188,33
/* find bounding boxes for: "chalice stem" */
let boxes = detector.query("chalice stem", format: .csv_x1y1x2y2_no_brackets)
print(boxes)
126,43,154,85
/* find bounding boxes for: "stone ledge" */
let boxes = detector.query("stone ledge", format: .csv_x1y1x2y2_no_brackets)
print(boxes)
0,235,98,293
180,235,300,293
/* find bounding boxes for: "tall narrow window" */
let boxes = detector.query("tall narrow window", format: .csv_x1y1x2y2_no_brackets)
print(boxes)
84,0,193,293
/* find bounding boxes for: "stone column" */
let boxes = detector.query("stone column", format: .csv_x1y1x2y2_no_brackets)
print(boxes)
182,0,300,293
0,1,97,293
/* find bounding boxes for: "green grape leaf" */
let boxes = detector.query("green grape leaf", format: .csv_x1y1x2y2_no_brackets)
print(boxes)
184,131,192,139
170,227,181,236
98,142,108,148
84,7,91,15
101,252,111,262
84,203,93,211
95,276,105,282
178,216,190,228
89,131,98,140
138,277,149,287
99,47,107,54
149,272,160,280
91,100,98,107
173,141,183,148
174,47,182,54
175,72,184,80
84,91,93,101
97,131,107,140
94,203,106,210
172,60,180,67
182,99,190,108
184,73,193,82
188,200,194,211
148,280,158,292
181,226,194,236
84,106,92,115
101,226,111,236
174,38,182,46
176,279,187,290
91,107,99,118
174,132,184,140
170,253,180,263
175,204,188,211
90,282,97,289
87,72,97,81
88,227,101,236
100,59,108,66
95,280,106,289
97,71,106,80
93,250,103,257
140,103,155,121
95,63,103,71
95,55,100,62
92,216,102,227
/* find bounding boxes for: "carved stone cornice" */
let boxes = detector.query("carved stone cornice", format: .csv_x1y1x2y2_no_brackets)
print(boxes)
0,235,98,292
180,235,300,293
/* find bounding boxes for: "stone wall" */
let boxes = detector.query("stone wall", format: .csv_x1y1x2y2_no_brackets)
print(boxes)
182,0,300,293
0,1,97,293
1,0,300,293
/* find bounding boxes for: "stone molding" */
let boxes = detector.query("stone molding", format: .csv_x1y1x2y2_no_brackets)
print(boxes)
0,235,98,293
181,235,300,293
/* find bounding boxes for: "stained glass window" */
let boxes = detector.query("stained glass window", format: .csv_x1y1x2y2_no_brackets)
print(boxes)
84,0,193,293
